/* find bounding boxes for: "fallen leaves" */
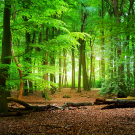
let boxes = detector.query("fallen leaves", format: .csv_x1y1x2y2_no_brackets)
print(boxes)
0,88,135,134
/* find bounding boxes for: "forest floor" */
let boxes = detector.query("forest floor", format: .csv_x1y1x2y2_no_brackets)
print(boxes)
0,88,135,135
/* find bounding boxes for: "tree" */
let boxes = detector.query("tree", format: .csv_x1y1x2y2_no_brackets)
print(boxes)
71,46,75,89
0,0,11,114
101,0,105,82
110,0,127,97
78,2,90,92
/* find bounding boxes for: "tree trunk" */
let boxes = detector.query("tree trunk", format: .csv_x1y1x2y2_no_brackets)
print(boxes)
11,43,23,99
0,0,11,114
110,0,126,97
131,2,135,89
50,54,56,94
78,41,82,92
101,0,105,82
82,40,89,91
90,41,93,88
92,56,95,87
42,27,50,100
42,67,50,100
50,27,56,93
78,4,89,92
29,81,33,93
125,0,134,92
58,51,62,92
23,81,29,96
23,30,31,96
63,49,68,88
71,47,75,89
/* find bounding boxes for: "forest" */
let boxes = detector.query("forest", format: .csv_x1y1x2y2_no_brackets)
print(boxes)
0,0,135,134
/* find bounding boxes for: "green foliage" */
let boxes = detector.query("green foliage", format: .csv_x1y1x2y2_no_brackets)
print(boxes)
0,0,135,96
99,79,119,97
99,77,131,97
94,80,102,88
63,94,71,98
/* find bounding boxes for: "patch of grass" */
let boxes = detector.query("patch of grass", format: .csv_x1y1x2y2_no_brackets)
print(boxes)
63,94,71,98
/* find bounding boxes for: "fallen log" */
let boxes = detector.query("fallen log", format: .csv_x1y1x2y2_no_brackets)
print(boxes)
94,98,116,105
1,97,93,117
94,97,135,109
59,102,92,109
101,104,135,110
94,98,135,105
7,97,32,110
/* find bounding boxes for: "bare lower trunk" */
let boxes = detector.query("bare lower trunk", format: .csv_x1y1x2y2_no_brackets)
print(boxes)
0,0,11,114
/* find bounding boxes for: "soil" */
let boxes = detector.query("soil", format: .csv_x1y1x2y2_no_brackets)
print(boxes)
0,88,135,135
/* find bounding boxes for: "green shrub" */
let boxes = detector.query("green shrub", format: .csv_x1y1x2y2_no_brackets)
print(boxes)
63,94,71,98
99,78,119,97
94,80,102,88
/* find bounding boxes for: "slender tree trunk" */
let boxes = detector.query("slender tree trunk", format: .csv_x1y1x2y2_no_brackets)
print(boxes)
50,53,56,94
93,56,95,87
108,3,114,82
29,32,35,94
81,40,89,90
42,52,50,100
63,49,68,87
23,30,30,96
11,43,23,99
90,38,95,88
90,42,93,88
101,0,105,82
71,47,75,89
50,27,56,93
58,51,62,92
78,43,82,92
0,0,11,114
126,35,130,92
42,27,50,100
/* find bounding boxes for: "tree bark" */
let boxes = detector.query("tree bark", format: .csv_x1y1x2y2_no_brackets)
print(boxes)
63,49,68,87
23,29,31,96
101,0,105,82
131,1,135,89
110,0,126,97
78,4,89,92
42,27,50,100
0,0,11,114
71,47,75,89
11,43,23,99
50,27,56,93
60,102,92,109
58,51,62,92
78,41,82,92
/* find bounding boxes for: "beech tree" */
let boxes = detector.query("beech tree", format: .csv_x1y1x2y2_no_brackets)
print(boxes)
0,0,11,114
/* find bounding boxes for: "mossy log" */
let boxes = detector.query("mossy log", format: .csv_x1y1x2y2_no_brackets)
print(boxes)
59,102,92,109
1,98,92,116
94,98,135,105
94,98,135,109
94,98,117,105
0,97,60,117
7,97,32,110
